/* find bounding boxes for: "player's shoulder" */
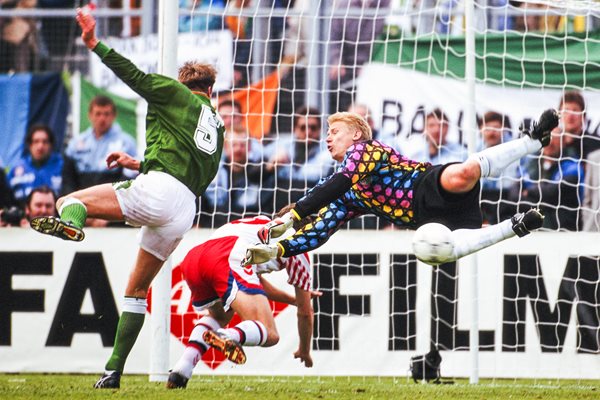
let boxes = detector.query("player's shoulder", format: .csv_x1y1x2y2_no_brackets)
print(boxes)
343,140,394,164
347,139,392,153
147,74,194,99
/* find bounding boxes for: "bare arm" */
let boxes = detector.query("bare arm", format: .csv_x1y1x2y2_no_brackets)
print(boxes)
293,286,314,368
76,7,171,104
106,151,141,172
259,275,295,305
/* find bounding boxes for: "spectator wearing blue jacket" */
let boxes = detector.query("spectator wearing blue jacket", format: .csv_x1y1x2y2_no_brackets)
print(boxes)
7,124,63,204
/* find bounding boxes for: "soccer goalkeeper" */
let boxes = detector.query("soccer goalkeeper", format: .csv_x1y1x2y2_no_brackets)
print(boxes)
30,8,225,389
245,109,559,265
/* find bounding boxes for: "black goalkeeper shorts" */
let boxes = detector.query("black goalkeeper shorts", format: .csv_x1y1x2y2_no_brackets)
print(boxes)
413,163,482,230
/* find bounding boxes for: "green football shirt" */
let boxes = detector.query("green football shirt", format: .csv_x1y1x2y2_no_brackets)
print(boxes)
93,41,225,197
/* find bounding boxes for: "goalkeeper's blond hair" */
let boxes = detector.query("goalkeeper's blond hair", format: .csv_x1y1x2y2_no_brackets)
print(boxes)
328,112,372,141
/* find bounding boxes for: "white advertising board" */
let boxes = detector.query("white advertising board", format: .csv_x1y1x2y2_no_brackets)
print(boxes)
357,64,600,145
0,228,598,378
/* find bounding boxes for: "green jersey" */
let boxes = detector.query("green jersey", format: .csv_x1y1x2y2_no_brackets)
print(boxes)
93,42,225,197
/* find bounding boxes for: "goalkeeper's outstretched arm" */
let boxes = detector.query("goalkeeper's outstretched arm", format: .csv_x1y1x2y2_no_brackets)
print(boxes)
244,199,353,265
292,173,353,219
257,173,353,244
284,199,354,256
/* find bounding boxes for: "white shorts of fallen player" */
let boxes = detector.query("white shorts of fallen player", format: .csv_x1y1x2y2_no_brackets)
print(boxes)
114,171,196,261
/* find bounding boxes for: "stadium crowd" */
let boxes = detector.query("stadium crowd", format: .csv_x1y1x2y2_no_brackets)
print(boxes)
1,88,599,232
1,1,600,232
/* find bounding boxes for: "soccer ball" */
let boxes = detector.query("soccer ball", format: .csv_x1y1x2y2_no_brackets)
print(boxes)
412,223,455,265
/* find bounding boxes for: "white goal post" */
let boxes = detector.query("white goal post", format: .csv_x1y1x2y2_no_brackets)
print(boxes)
149,0,178,383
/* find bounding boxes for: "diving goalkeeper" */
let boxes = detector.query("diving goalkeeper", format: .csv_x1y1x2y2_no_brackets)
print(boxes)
244,109,559,265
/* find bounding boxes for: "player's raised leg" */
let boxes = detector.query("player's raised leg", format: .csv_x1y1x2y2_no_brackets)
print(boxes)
203,291,278,365
469,108,559,179
440,109,559,195
449,208,544,262
30,183,124,241
222,291,278,346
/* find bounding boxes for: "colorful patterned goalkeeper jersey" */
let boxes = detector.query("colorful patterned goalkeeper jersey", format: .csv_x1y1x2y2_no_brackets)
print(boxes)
281,140,431,256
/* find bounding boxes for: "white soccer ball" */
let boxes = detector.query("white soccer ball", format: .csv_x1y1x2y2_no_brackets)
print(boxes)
412,223,455,265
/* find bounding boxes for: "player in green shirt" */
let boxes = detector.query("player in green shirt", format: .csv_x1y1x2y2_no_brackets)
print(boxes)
30,8,225,389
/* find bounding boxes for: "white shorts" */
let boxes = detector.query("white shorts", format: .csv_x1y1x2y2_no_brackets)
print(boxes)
114,171,196,261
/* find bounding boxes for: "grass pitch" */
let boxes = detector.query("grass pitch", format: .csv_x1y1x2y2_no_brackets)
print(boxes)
1,374,598,400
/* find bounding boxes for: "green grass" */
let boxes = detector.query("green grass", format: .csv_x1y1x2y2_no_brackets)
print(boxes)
0,375,598,400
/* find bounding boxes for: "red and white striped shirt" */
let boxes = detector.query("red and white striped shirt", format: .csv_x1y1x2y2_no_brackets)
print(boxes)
210,216,312,291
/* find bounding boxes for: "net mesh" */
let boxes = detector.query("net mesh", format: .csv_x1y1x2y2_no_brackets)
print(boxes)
176,0,600,379
4,0,595,379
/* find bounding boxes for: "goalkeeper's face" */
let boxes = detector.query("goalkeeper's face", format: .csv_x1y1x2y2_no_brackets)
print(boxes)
326,121,362,162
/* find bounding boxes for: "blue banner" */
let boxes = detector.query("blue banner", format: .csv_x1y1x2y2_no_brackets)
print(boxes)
0,74,31,169
0,73,68,170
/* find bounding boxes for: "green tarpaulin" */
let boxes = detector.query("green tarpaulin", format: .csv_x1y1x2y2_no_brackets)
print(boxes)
372,30,600,90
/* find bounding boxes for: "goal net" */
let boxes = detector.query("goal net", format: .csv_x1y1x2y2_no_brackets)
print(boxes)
168,0,600,380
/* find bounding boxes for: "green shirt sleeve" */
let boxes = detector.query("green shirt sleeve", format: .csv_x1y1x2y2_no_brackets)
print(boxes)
93,41,178,104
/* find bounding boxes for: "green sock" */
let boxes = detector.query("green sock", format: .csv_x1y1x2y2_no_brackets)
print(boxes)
59,201,87,229
105,311,145,372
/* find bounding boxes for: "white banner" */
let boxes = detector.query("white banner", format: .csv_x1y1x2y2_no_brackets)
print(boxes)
357,64,600,145
0,228,598,378
90,31,233,99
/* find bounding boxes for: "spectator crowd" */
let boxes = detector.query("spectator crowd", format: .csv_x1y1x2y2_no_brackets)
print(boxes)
2,88,600,233
1,1,600,232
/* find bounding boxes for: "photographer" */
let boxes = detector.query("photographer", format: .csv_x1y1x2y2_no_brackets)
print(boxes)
22,185,56,226
0,205,24,227
0,185,55,227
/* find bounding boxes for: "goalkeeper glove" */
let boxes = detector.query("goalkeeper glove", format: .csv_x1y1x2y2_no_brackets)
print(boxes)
257,212,295,244
243,243,280,266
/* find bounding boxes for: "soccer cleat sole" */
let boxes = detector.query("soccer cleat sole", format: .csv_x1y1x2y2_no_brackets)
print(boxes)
30,216,85,242
203,330,247,365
